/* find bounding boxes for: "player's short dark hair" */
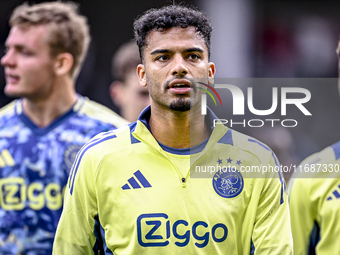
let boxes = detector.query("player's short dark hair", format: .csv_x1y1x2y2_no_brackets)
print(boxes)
133,5,212,61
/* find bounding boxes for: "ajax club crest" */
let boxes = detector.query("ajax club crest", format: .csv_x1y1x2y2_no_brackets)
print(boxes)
212,168,244,198
64,144,83,169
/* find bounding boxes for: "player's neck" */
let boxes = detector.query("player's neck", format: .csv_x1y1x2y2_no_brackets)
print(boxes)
149,104,210,149
22,78,77,128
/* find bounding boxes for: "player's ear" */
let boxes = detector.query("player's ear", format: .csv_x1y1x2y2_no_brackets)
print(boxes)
208,62,216,85
137,64,147,87
54,52,73,76
110,81,124,106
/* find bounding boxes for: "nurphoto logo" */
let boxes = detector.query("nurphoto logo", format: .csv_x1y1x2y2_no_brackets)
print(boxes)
199,82,312,128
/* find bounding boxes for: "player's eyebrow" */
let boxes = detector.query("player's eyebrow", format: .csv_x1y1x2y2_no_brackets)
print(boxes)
150,47,204,55
185,47,204,53
150,49,171,55
5,42,27,51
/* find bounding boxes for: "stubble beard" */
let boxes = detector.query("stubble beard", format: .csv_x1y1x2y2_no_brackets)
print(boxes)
168,97,191,112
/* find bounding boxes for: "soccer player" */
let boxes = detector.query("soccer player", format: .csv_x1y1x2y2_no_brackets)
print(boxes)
53,5,293,254
0,2,127,254
110,41,150,122
288,41,340,255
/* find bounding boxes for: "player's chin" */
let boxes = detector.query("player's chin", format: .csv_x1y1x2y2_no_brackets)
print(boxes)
4,86,22,98
168,98,191,112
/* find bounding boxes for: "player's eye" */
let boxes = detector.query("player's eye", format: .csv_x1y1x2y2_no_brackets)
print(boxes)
20,49,32,56
156,55,169,61
187,53,201,60
14,46,33,56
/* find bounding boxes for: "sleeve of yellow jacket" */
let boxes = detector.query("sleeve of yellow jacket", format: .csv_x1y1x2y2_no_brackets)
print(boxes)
53,135,103,255
252,155,293,255
288,177,314,255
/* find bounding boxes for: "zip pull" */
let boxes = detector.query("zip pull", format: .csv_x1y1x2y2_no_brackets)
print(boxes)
181,177,186,188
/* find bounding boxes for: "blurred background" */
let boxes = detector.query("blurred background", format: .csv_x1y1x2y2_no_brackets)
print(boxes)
2,0,340,178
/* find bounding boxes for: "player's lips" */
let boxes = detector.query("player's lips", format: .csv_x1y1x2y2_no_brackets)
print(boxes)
5,73,20,84
168,79,191,94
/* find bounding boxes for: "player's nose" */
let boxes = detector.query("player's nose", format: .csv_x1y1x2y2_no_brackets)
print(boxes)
1,50,15,68
171,54,188,76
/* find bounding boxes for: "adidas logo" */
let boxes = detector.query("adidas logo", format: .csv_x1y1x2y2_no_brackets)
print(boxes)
122,170,152,190
0,149,15,167
327,184,340,201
